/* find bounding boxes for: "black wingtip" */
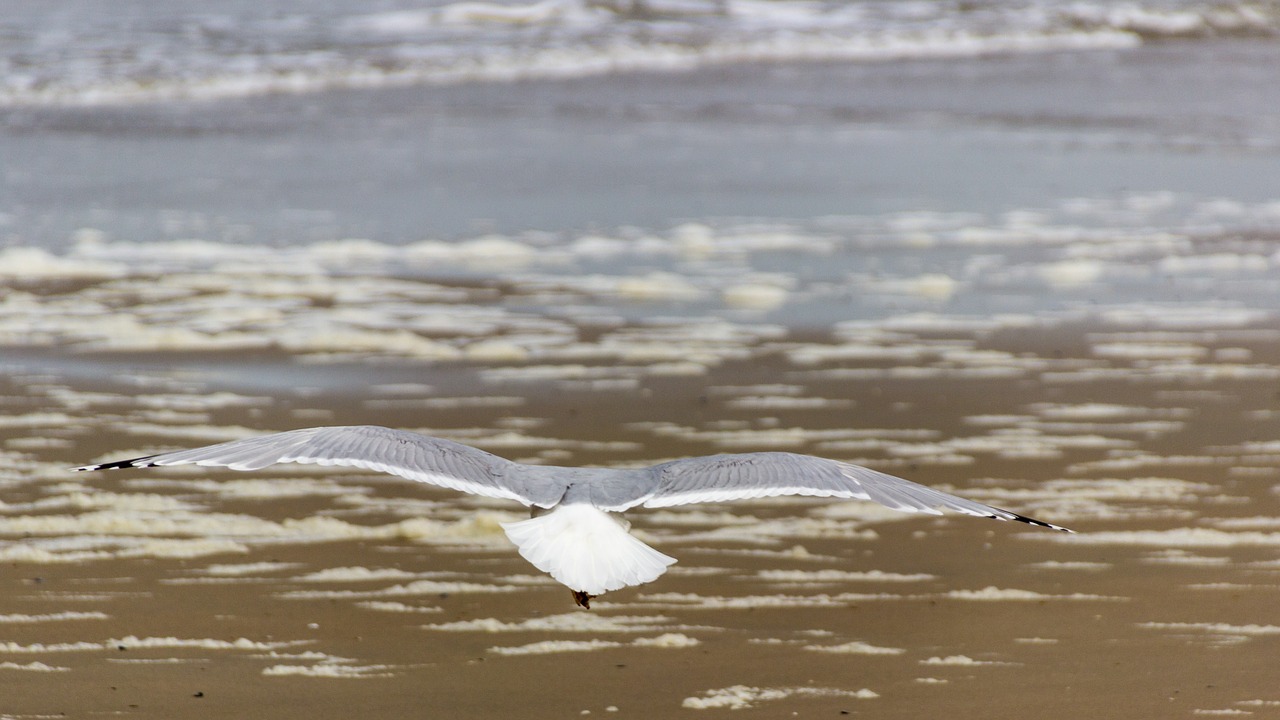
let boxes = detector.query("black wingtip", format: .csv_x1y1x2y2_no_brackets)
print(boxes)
73,456,157,472
1009,512,1074,533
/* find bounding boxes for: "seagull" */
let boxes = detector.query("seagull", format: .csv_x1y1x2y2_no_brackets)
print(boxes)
76,425,1071,608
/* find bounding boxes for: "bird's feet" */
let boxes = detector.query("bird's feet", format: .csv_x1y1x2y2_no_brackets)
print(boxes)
572,590,595,609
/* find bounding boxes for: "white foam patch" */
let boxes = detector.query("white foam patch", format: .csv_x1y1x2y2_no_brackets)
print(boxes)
1025,561,1113,572
723,396,853,410
1029,403,1191,420
632,633,701,648
919,655,1015,667
885,430,1132,462
488,639,620,656
184,478,366,499
292,567,418,583
683,545,841,563
1140,550,1232,566
0,510,513,547
1186,583,1264,591
134,392,271,411
207,558,332,573
1092,342,1209,360
0,636,304,653
0,611,109,623
0,412,81,428
426,613,680,633
1066,454,1231,474
706,384,805,397
787,343,931,366
5,491,196,514
278,579,520,599
119,423,264,442
754,569,935,584
1138,622,1280,645
627,591,898,610
488,633,699,656
669,517,880,545
638,424,907,451
0,247,126,278
640,510,761,527
0,537,250,563
1038,260,1103,288
6,436,74,451
813,499,944,522
367,395,526,410
976,476,1216,506
940,586,1127,602
1031,529,1280,547
1204,516,1280,530
8,591,145,603
722,283,790,310
354,601,442,614
0,661,71,672
682,685,877,709
262,663,399,678
872,273,961,300
803,641,905,655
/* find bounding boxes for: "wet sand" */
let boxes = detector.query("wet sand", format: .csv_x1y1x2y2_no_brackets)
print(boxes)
4,316,1280,718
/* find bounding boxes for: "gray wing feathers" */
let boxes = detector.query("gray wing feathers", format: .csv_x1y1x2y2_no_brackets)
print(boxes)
77,426,566,507
640,453,869,506
632,452,1070,531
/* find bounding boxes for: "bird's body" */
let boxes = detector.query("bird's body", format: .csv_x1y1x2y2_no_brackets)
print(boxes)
76,425,1071,607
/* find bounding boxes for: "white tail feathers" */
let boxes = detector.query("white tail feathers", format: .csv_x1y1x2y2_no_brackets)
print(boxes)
501,504,676,596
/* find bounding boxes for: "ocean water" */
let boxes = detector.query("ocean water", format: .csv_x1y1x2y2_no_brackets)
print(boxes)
6,0,1272,107
3,0,1279,249
3,1,1280,718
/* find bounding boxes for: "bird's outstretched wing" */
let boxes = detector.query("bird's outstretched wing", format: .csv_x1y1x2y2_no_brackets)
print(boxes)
612,452,1070,532
75,425,566,508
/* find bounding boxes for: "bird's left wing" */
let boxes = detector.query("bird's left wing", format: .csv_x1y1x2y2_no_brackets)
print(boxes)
612,452,1070,531
75,425,567,508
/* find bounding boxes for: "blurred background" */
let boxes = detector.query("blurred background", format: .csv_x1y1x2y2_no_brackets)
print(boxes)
2,0,1280,717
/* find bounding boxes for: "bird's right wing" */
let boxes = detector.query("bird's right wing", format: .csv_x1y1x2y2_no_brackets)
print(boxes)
75,425,567,508
620,452,1070,531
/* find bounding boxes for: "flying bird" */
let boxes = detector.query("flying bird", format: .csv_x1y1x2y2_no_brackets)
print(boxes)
76,425,1071,607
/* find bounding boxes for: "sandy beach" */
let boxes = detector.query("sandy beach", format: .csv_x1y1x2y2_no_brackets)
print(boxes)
5,312,1280,717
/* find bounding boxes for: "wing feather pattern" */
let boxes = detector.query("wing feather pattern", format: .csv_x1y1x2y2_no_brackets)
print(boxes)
75,425,566,508
618,452,1070,531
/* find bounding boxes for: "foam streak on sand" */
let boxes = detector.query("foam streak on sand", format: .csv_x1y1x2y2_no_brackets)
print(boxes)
488,633,699,656
0,662,70,672
920,655,1015,667
683,685,878,710
803,640,905,655
0,612,109,624
0,637,304,654
426,612,685,633
262,663,399,678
